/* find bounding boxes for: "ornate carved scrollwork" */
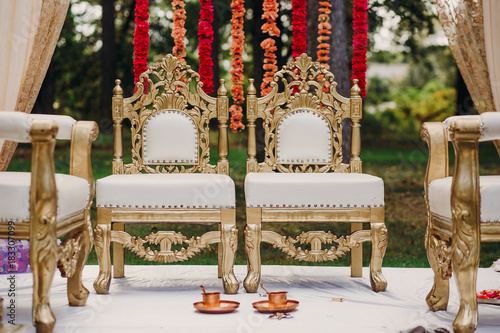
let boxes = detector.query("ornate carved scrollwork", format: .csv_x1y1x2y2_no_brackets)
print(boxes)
262,230,360,262
113,230,220,263
57,234,83,278
252,54,352,174
451,205,473,266
122,54,217,175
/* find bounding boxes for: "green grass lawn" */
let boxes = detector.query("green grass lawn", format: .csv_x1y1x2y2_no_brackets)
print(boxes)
9,131,500,268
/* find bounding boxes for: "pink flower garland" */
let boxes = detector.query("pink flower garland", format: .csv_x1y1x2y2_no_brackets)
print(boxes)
352,0,368,97
291,0,307,58
198,0,214,95
134,0,149,92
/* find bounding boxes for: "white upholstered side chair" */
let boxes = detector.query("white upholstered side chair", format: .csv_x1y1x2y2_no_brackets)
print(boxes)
243,54,388,293
0,111,98,332
422,112,500,333
93,54,239,295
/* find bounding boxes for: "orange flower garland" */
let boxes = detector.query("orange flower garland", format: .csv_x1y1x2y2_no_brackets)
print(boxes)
261,0,280,96
229,0,245,132
172,0,186,62
317,0,332,70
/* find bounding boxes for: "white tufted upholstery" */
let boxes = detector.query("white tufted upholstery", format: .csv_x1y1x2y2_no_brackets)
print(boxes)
428,175,500,222
276,110,331,163
97,173,235,209
0,172,90,222
0,111,76,142
143,111,198,164
444,111,500,142
245,172,384,208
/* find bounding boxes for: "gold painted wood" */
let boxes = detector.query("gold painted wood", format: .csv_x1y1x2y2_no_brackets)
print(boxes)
95,54,239,295
243,54,387,294
0,117,98,332
422,116,500,333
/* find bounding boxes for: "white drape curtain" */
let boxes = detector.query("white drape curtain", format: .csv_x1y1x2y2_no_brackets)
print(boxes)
0,0,70,171
484,0,500,111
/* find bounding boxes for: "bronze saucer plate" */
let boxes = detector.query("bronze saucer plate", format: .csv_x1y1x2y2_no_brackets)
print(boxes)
193,300,240,314
252,300,299,313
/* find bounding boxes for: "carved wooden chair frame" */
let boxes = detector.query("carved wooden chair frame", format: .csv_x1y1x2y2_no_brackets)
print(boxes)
93,54,239,294
0,113,98,332
243,54,388,293
422,115,500,332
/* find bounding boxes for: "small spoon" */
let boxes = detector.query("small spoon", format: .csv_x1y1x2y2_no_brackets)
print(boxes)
200,285,207,295
260,283,270,295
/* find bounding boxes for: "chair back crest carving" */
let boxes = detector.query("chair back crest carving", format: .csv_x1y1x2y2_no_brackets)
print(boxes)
112,54,230,175
247,53,362,173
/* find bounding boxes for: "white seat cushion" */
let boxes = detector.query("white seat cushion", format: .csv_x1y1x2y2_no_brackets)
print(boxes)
245,173,384,208
0,172,90,222
96,174,235,209
428,176,500,222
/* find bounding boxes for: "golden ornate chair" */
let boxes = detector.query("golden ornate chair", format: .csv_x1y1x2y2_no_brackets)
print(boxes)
0,111,97,332
422,112,500,333
93,54,239,295
243,54,388,293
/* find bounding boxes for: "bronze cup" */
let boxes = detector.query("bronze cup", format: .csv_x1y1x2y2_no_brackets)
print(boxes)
268,291,288,307
203,292,221,307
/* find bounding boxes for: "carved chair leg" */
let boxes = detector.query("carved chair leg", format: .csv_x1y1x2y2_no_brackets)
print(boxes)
369,222,387,292
30,217,57,333
66,219,91,306
220,210,239,294
243,223,262,293
452,227,480,333
112,223,125,278
350,222,363,277
425,227,451,312
94,221,112,294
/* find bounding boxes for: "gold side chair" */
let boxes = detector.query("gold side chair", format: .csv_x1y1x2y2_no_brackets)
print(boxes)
422,112,500,333
0,111,98,332
93,54,239,295
243,54,388,293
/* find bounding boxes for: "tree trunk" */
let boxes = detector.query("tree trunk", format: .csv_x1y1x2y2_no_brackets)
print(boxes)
306,0,320,60
33,63,55,114
101,0,117,119
331,0,352,163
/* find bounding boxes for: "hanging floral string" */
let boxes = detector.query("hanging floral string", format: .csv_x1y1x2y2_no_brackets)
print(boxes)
198,0,214,94
134,0,150,92
317,0,332,69
229,0,246,132
261,0,280,96
291,0,307,58
352,0,368,97
172,0,186,62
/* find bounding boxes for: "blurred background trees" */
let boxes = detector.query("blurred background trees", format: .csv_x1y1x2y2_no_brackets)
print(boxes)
33,0,464,144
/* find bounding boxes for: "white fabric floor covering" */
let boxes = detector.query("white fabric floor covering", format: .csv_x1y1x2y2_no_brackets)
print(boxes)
1,265,500,333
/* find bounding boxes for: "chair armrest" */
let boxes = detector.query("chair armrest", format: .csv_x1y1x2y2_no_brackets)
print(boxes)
69,121,99,198
444,111,500,142
421,122,449,199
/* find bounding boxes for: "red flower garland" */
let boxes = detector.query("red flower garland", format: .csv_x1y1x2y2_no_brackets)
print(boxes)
261,0,280,96
317,0,332,69
229,0,246,132
134,0,149,92
291,0,307,58
352,0,368,97
198,0,214,95
172,0,186,62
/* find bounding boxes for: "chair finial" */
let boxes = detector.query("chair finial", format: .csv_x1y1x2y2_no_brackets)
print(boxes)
351,79,361,97
113,79,123,96
247,79,256,96
218,79,228,96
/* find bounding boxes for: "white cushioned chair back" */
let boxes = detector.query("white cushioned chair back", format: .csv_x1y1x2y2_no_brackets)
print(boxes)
143,110,198,164
276,110,331,163
0,111,75,142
